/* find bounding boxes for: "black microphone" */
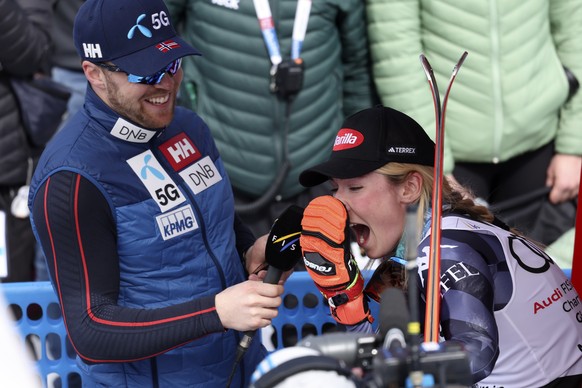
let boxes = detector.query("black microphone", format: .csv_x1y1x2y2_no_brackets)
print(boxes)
227,205,304,387
262,204,305,283
298,332,378,370
379,288,410,358
240,205,304,345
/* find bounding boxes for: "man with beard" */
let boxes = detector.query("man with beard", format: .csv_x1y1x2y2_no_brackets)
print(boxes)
27,0,283,386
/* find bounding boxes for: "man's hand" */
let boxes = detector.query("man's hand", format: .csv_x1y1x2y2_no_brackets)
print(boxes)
546,154,581,204
244,234,268,275
215,280,283,331
300,195,373,325
244,203,302,284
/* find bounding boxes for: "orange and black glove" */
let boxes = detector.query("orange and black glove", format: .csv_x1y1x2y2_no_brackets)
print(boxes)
300,195,373,326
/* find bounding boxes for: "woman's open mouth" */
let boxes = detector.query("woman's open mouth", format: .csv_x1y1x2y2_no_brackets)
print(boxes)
350,223,370,246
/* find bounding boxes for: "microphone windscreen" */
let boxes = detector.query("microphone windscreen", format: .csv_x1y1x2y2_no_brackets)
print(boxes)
265,205,304,271
379,288,410,338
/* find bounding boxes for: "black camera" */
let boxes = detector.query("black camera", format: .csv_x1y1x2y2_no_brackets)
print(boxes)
270,58,304,99
298,332,472,387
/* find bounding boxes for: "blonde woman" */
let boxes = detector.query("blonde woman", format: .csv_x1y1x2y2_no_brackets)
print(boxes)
298,106,582,387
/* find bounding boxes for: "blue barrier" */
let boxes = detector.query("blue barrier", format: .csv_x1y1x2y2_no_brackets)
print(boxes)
1,281,80,388
1,272,373,387
269,271,379,349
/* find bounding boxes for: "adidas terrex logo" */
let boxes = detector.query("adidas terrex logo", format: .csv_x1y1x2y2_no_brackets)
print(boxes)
388,146,416,154
333,128,364,151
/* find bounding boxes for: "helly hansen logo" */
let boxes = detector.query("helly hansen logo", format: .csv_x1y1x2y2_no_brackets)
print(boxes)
333,128,364,151
156,204,198,240
159,133,201,171
83,43,103,59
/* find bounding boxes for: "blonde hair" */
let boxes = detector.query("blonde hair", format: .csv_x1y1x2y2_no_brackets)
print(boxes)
362,163,491,288
376,162,494,230
364,162,539,291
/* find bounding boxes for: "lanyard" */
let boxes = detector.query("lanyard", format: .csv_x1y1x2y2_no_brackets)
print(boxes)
253,0,311,65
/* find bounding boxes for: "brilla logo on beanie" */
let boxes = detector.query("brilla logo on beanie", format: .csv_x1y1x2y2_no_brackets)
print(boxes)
73,0,201,77
299,105,435,187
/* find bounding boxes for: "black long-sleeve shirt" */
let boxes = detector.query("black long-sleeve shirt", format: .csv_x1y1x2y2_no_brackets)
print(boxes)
32,170,255,362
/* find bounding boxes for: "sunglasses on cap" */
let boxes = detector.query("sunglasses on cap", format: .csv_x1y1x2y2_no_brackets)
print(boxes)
96,58,182,85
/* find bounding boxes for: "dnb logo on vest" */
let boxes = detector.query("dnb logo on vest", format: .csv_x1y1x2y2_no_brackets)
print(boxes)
179,156,222,195
111,118,157,143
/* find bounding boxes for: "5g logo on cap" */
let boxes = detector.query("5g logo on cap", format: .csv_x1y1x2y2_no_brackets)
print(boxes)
127,12,171,40
127,14,152,39
150,12,170,30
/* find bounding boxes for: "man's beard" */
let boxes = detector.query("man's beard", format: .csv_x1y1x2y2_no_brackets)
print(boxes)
105,75,174,129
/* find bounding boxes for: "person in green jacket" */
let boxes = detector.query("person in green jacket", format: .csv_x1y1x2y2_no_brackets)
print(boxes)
366,0,581,262
166,0,377,237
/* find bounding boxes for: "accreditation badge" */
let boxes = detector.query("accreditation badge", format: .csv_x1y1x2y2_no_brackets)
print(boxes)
0,210,7,278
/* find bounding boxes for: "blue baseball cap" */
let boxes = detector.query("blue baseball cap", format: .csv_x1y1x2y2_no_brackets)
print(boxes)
73,0,201,76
